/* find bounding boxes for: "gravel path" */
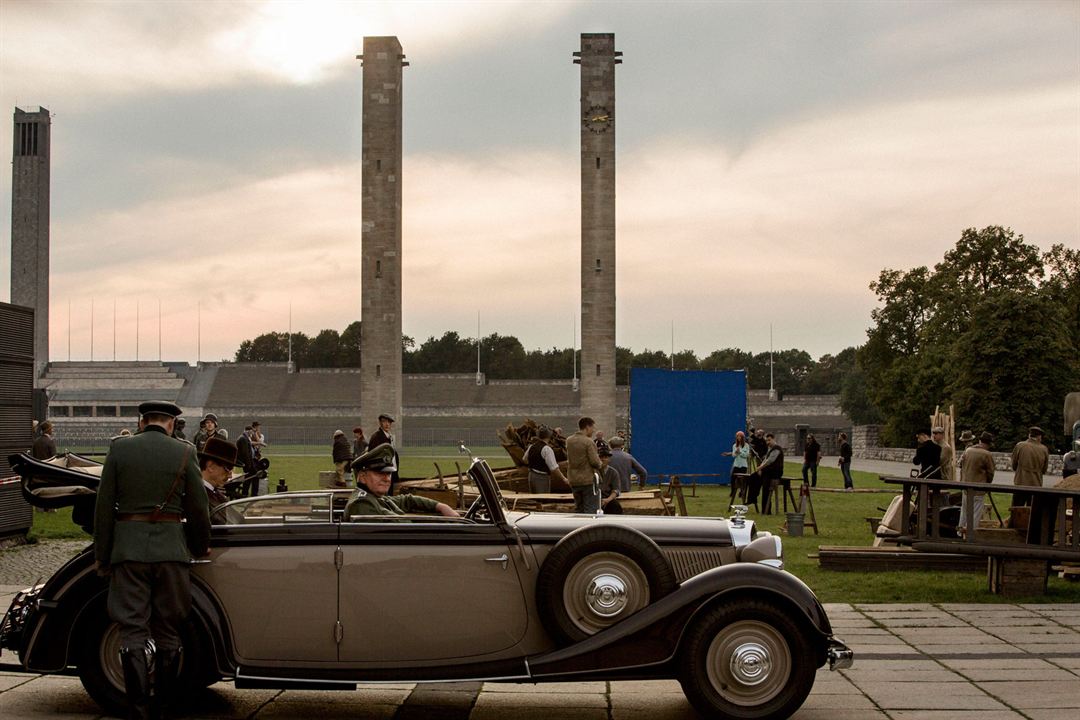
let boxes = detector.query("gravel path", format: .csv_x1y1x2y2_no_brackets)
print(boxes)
0,540,90,586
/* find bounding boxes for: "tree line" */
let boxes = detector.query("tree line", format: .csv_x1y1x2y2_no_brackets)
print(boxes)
236,327,856,396
235,226,1079,451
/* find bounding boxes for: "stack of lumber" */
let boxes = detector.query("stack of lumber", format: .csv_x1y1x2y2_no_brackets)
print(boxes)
497,419,568,467
396,469,673,516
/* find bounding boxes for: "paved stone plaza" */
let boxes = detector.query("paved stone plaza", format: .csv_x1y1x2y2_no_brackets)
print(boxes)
3,540,1079,719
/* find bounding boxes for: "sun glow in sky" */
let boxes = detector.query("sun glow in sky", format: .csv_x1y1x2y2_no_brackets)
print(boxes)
1,1,1077,363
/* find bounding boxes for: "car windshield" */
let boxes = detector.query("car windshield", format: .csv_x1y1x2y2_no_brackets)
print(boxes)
211,492,339,525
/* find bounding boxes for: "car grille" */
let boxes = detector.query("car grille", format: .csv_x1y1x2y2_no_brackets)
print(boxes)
663,548,726,583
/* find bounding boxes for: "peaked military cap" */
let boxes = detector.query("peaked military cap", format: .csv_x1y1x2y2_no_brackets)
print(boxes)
138,400,182,418
200,437,239,468
352,443,397,473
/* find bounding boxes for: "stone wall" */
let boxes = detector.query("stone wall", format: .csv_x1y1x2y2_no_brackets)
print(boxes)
857,445,1065,475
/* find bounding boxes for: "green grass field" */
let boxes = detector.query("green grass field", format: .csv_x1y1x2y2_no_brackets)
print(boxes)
28,451,1080,605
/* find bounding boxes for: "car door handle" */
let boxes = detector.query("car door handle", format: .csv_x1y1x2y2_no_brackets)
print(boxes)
485,554,508,570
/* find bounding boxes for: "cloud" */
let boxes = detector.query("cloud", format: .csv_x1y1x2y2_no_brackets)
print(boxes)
0,0,573,104
47,77,1078,363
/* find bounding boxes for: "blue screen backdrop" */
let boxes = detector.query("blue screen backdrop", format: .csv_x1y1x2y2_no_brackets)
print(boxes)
628,368,747,485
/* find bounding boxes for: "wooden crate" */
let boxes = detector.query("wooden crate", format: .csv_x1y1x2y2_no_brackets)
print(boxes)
988,556,1048,596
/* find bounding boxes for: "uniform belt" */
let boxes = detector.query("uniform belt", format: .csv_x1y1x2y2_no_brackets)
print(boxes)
116,512,182,523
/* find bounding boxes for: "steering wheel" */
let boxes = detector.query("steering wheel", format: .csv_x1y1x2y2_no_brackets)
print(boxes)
464,495,490,522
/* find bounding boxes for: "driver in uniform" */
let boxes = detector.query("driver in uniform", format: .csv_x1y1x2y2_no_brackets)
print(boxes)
344,444,460,519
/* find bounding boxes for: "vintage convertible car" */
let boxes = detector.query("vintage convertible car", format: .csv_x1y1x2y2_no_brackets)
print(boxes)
1,450,852,719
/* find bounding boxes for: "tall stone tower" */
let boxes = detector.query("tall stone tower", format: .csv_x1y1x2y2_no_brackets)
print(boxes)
574,35,620,434
10,107,51,382
358,38,407,435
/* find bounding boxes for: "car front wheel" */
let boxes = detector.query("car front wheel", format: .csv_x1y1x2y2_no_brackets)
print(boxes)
679,600,817,720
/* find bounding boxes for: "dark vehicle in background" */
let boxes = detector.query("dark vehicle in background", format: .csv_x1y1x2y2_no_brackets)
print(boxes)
2,449,851,719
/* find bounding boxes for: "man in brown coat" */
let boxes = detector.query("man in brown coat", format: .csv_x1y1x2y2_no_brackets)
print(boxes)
1011,426,1049,505
566,416,602,513
958,431,995,536
933,427,955,482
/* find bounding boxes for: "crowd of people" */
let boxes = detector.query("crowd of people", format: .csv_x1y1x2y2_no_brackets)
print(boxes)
721,428,854,514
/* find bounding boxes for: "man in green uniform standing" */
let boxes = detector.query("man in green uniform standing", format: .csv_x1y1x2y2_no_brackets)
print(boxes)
344,444,459,519
94,401,210,720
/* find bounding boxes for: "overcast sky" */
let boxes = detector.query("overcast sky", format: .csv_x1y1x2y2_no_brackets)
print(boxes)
1,0,1077,364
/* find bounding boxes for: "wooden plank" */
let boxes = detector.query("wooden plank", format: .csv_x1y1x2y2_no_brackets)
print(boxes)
817,546,984,572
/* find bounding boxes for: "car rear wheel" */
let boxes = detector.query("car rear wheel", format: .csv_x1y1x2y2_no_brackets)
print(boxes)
536,525,675,644
679,600,817,719
76,603,216,715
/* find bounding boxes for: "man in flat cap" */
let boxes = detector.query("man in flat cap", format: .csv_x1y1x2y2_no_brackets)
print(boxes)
366,413,400,492
344,444,459,519
1011,426,1049,505
93,400,210,720
199,436,240,520
958,431,995,537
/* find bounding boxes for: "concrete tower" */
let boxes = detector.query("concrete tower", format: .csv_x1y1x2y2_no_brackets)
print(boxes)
575,35,620,434
10,107,51,382
358,38,407,435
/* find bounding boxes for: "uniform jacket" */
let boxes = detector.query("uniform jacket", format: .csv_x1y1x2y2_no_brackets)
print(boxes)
960,445,995,493
1011,438,1049,488
566,431,602,488
343,488,439,519
93,425,210,567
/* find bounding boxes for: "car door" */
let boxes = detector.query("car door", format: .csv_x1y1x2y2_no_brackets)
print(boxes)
194,492,340,663
336,518,530,663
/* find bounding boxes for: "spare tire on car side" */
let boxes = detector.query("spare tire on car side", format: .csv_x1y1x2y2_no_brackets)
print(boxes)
536,525,677,645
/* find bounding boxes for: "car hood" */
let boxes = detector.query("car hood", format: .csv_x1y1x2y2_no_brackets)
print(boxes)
510,511,741,547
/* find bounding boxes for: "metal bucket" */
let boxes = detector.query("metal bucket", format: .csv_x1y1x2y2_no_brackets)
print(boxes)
786,512,805,537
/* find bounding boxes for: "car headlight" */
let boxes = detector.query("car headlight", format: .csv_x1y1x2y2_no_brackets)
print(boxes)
737,533,783,568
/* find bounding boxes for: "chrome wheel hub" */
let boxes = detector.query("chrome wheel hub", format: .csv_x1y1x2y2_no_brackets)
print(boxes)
585,574,628,617
706,620,791,706
563,552,649,635
729,642,771,685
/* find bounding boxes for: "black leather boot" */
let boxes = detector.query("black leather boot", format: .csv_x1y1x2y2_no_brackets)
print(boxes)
119,646,152,720
153,646,183,720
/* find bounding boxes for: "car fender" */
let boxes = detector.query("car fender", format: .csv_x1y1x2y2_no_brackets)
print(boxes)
528,562,832,678
18,548,233,678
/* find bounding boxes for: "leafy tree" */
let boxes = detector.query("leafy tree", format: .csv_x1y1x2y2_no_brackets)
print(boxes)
1042,243,1080,351
407,331,475,374
307,329,341,368
802,347,856,395
700,348,753,372
480,333,527,379
672,350,700,371
340,321,362,367
746,349,813,396
948,291,1076,451
850,225,1080,449
235,332,309,365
